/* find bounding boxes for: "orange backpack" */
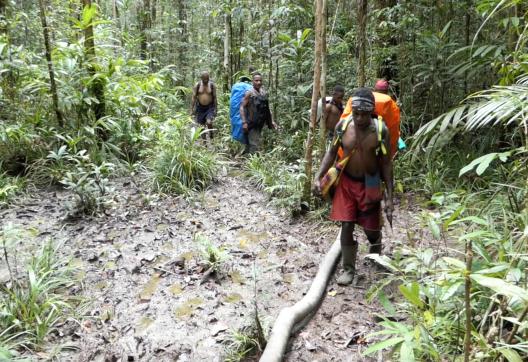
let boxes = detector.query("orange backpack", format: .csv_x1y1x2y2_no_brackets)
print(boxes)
339,92,400,158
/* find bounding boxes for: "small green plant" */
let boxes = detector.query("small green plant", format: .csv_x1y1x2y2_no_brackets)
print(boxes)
194,233,229,275
151,116,218,195
0,171,23,208
224,327,262,362
1,226,76,349
60,150,115,215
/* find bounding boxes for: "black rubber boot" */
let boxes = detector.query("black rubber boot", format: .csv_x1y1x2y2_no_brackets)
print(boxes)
369,236,382,254
337,243,358,285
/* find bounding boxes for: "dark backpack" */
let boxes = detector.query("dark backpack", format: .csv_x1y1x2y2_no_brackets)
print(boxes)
247,90,271,129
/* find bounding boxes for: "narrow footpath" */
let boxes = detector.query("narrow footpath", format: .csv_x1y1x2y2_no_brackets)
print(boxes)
1,165,422,361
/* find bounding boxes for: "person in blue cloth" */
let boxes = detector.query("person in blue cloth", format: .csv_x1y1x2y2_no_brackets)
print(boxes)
239,72,277,154
230,75,253,144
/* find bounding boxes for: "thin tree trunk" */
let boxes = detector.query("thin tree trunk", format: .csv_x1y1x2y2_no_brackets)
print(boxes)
83,0,105,121
138,0,151,61
303,0,323,203
223,4,232,91
464,240,473,362
112,0,122,55
464,0,471,94
38,0,63,127
0,0,7,36
318,0,328,160
357,0,367,87
268,0,274,121
176,0,187,85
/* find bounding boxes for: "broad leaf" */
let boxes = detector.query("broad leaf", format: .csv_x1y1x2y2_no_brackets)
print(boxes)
363,337,405,355
470,274,528,301
400,341,415,362
499,348,523,362
399,283,424,308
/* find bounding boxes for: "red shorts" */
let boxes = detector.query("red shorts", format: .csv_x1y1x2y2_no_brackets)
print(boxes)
330,173,382,231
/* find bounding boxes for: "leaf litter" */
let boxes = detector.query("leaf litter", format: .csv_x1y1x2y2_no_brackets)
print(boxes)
0,170,423,361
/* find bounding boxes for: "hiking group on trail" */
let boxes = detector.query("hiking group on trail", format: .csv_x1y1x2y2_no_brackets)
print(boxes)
193,71,402,286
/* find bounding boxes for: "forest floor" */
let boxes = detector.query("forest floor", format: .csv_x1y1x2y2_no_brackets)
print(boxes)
1,160,428,362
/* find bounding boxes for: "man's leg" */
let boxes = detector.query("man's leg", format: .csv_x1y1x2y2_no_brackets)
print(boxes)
248,128,262,154
242,133,250,154
337,221,359,285
206,108,214,140
365,230,382,254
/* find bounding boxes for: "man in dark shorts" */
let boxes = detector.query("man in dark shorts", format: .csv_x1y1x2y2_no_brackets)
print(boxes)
239,72,277,154
190,71,217,140
314,88,394,285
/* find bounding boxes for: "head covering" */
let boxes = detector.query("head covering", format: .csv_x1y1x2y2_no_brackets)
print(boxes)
351,96,375,112
239,75,251,83
374,79,389,92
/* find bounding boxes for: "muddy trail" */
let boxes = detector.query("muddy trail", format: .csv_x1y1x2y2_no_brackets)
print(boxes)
1,162,425,361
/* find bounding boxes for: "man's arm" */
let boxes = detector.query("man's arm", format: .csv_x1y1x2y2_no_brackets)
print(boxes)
190,83,198,114
212,83,218,115
267,103,276,129
380,126,394,219
240,92,251,133
313,121,341,194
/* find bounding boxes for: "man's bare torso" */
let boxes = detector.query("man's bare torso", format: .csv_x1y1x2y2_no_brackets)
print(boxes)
325,103,343,132
196,82,213,106
341,119,380,178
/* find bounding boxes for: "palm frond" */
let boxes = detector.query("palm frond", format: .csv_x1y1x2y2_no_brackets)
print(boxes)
415,77,528,147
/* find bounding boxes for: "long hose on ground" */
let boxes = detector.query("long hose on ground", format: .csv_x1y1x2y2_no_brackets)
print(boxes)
259,232,341,361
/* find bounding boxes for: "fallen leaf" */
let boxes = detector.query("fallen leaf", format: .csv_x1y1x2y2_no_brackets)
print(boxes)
139,273,161,302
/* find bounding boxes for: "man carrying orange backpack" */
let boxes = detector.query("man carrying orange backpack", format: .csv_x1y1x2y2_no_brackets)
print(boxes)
340,79,402,159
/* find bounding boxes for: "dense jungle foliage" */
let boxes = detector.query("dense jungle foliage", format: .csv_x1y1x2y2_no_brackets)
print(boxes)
1,0,527,360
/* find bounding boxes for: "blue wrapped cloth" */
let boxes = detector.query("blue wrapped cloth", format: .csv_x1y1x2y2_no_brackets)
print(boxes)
398,137,407,150
230,82,252,143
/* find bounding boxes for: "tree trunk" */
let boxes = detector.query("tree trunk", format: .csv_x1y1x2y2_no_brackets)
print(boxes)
464,0,471,94
176,0,187,85
0,0,7,35
357,0,367,87
303,0,323,204
38,0,63,127
138,0,151,61
268,0,274,121
112,0,122,55
318,0,328,160
223,4,232,91
83,0,105,121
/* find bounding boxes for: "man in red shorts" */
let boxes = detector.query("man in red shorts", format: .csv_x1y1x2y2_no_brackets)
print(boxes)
314,87,394,285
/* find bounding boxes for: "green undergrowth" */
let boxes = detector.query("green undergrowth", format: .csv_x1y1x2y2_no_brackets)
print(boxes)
365,185,528,360
244,149,306,215
0,225,79,358
0,171,24,208
149,116,219,195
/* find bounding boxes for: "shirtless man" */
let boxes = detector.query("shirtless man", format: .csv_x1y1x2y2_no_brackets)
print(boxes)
190,71,217,139
314,88,393,285
322,85,345,140
240,72,277,154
